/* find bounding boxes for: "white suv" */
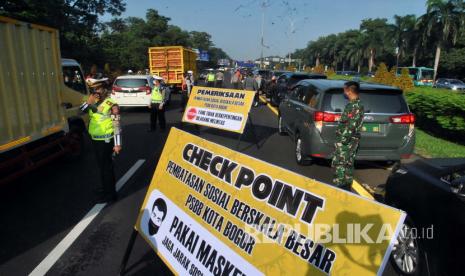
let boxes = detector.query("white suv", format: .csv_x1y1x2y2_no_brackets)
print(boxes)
111,75,154,107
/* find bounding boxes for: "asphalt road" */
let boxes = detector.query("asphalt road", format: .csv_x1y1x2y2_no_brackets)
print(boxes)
0,91,399,275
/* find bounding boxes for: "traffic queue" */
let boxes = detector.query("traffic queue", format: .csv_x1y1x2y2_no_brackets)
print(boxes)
1,15,464,276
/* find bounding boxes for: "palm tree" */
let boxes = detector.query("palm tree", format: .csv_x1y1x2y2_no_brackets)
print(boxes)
346,31,367,73
410,15,430,67
360,18,394,72
423,0,464,80
392,15,417,67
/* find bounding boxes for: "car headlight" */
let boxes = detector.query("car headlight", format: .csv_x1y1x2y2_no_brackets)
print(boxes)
452,86,458,90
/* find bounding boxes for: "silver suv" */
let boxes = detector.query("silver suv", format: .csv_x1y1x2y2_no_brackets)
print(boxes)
278,79,415,165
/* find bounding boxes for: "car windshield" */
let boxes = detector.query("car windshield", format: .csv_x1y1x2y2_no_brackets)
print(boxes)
114,78,148,88
450,80,464,85
322,89,409,113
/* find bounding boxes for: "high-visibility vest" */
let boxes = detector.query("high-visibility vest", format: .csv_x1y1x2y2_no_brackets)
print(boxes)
207,73,215,82
151,86,163,103
88,98,115,141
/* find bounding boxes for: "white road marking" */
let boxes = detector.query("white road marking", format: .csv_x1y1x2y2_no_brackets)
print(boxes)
116,159,145,192
29,159,146,276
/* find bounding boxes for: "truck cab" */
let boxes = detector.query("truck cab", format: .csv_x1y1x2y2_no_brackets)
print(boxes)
61,58,89,130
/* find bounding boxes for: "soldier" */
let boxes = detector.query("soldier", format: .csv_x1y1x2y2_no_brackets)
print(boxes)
332,81,364,191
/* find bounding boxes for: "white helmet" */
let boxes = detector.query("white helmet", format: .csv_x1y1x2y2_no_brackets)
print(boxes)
187,70,193,74
127,69,133,74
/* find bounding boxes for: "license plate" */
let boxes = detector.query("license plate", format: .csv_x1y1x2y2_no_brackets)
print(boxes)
362,123,380,133
124,93,137,97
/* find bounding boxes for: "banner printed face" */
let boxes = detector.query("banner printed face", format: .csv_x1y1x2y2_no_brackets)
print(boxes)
182,86,255,134
136,128,405,276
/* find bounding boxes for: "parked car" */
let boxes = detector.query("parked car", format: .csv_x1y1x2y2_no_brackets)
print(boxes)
366,72,375,78
336,70,360,76
433,78,465,91
385,158,465,276
271,72,327,106
111,75,154,107
278,79,415,164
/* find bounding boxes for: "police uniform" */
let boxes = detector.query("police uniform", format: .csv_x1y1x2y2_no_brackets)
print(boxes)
206,72,215,87
80,93,122,202
150,84,166,131
332,98,364,189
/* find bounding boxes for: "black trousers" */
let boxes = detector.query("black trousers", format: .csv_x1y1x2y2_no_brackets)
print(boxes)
181,90,187,109
254,91,260,104
150,103,166,129
92,139,116,200
207,81,215,87
215,80,223,88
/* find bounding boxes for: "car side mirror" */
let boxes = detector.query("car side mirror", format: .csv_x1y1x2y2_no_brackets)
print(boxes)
445,82,449,85
451,177,465,199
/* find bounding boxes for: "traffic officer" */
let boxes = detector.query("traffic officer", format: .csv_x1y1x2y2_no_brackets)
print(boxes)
149,77,166,131
79,81,122,203
206,70,215,87
332,81,364,191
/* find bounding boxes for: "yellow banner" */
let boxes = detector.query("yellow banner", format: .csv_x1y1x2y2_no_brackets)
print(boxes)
182,86,255,134
136,128,405,276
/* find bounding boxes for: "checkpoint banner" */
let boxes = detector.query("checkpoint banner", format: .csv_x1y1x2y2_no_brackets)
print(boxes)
182,86,255,134
136,128,406,276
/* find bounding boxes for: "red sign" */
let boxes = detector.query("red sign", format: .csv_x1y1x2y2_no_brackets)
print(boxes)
186,107,197,120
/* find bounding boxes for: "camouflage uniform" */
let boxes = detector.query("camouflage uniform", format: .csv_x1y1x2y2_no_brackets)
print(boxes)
332,98,364,189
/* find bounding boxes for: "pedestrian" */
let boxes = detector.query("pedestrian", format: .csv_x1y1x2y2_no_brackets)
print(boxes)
331,81,365,191
181,73,188,110
215,70,224,88
231,69,241,89
161,78,171,107
267,75,278,102
244,72,259,107
182,71,194,110
186,71,194,97
254,74,264,106
206,70,215,87
79,81,122,203
148,77,167,132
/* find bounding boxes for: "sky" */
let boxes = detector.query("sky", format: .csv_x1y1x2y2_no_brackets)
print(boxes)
102,0,427,60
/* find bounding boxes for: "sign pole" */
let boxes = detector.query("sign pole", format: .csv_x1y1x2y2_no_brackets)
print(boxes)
118,228,138,276
248,114,260,149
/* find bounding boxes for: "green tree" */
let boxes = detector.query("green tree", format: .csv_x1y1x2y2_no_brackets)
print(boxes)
359,18,394,72
423,0,464,79
0,0,126,69
189,31,213,50
392,15,417,67
346,31,367,72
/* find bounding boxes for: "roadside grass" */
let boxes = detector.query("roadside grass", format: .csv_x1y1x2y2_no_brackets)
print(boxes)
415,128,465,158
409,86,457,94
329,74,371,82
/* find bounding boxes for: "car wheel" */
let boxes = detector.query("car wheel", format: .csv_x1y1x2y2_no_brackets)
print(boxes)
295,135,312,166
390,217,429,276
278,115,287,135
